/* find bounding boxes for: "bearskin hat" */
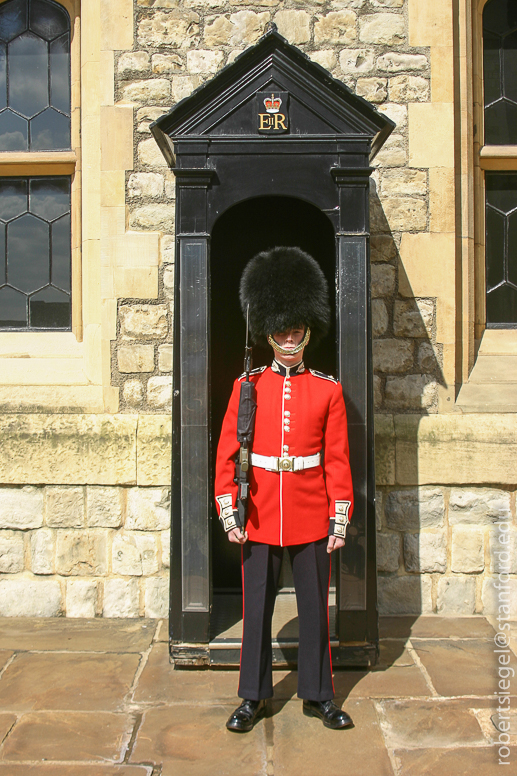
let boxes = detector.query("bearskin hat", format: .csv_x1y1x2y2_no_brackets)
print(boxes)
239,247,330,349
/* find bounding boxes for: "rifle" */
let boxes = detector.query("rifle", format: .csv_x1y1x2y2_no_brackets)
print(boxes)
234,305,257,529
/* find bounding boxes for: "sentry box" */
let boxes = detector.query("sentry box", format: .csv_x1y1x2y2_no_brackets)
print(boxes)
151,27,394,668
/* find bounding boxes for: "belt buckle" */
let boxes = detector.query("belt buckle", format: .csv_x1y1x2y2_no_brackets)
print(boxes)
278,456,294,472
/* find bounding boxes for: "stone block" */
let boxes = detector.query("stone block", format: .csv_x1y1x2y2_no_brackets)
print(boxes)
437,577,476,615
371,235,397,262
381,168,427,196
138,137,168,167
86,487,123,528
359,13,405,45
163,266,174,297
66,579,98,618
373,132,406,167
31,528,54,575
356,77,387,103
161,529,170,568
371,0,404,6
377,53,428,72
488,527,517,574
309,50,337,71
376,532,400,572
137,416,172,487
227,11,269,46
114,267,159,300
481,577,517,616
409,103,454,168
451,527,484,573
389,75,429,102
381,196,427,232
373,374,383,408
112,533,159,576
137,106,170,134
393,299,434,337
186,50,224,74
55,530,109,576
385,374,438,410
161,235,175,264
152,53,183,74
274,10,310,44
314,10,357,44
449,488,511,526
204,15,233,46
372,299,388,337
404,531,447,573
417,342,438,372
371,264,396,297
158,344,172,372
339,48,374,74
117,345,155,374
145,577,169,618
46,487,84,529
0,415,138,486
128,173,164,198
164,178,175,199
373,339,413,373
120,304,169,340
0,579,62,617
117,51,150,74
121,79,170,104
0,487,43,529
377,101,407,130
374,414,395,486
103,579,139,618
129,204,175,232
147,376,173,409
137,10,200,48
385,487,445,531
378,574,432,614
126,488,170,531
123,379,144,408
0,530,24,573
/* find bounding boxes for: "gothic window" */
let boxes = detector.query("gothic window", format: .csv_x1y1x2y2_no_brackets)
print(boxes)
0,0,71,331
483,0,517,327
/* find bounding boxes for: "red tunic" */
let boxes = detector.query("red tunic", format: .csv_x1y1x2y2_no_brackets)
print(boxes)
215,361,354,546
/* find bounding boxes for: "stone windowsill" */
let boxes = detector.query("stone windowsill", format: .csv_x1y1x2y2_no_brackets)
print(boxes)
456,330,517,413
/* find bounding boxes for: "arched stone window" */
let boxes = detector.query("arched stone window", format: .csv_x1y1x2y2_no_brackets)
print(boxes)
0,0,71,330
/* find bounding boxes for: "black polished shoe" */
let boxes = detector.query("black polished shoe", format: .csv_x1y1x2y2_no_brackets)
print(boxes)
226,699,266,732
303,700,354,729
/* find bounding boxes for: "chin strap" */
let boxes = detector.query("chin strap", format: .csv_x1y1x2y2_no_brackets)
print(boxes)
268,327,311,356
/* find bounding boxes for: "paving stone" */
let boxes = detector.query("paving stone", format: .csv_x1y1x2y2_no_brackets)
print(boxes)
379,615,495,640
0,711,135,762
0,767,150,775
333,659,430,699
395,746,517,776
0,652,140,711
378,699,487,749
271,698,394,775
0,711,16,742
133,642,238,703
131,705,266,776
412,639,516,697
0,618,156,652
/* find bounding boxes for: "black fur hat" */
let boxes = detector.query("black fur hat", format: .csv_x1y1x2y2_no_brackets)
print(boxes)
239,246,330,349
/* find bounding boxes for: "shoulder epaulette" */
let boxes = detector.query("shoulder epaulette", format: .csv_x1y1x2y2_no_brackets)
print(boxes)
309,368,338,384
238,365,267,381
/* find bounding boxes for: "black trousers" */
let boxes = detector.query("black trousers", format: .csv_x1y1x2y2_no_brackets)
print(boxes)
238,537,334,702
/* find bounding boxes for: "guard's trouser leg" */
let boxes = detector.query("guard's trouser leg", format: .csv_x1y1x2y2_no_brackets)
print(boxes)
238,541,283,701
289,537,334,701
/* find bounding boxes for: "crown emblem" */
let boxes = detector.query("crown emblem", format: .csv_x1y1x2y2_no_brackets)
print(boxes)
264,93,282,113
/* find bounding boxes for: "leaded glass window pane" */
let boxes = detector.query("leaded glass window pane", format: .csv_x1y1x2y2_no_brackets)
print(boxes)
485,173,517,327
0,0,70,151
0,176,71,330
483,0,517,145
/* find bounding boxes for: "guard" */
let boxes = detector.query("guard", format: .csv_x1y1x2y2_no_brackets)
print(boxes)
215,247,354,732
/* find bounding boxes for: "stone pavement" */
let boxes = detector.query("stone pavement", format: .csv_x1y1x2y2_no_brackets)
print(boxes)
0,616,515,775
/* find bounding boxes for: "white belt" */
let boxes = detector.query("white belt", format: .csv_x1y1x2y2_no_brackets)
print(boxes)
251,452,321,473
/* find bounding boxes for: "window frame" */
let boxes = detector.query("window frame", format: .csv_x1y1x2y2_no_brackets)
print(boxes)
0,0,81,338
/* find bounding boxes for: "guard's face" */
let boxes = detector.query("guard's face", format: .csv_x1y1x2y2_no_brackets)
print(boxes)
272,327,306,365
